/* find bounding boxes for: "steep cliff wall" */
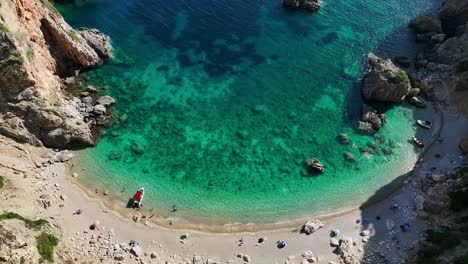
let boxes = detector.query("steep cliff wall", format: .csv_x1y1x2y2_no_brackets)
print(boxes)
0,0,112,148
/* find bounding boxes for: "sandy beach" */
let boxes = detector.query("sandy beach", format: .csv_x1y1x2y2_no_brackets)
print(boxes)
1,105,466,264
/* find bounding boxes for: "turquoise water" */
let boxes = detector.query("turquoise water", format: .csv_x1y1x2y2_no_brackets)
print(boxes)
59,0,439,224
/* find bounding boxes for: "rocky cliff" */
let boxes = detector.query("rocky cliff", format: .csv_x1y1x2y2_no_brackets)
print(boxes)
407,0,468,115
0,0,113,148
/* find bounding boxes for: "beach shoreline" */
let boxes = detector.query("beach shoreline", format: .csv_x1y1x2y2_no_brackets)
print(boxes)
61,102,442,233
1,105,466,263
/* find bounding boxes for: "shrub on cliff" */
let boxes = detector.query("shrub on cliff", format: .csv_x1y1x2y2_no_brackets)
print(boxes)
36,233,59,262
392,71,411,87
0,212,48,230
0,176,3,188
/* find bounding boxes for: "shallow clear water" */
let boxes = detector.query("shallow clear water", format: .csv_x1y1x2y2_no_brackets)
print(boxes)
59,0,439,224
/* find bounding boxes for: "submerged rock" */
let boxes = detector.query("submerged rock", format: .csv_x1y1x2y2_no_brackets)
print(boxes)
338,133,350,144
343,152,355,162
130,142,145,155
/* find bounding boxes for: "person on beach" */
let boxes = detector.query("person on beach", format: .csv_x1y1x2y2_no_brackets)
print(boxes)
238,239,244,246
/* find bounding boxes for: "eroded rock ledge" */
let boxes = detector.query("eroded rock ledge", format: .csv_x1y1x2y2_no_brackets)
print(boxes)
0,0,113,148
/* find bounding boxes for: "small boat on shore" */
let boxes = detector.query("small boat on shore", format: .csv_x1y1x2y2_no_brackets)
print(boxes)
412,136,425,148
417,120,432,129
132,187,144,208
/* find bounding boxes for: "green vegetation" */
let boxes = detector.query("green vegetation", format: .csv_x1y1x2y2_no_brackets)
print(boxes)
0,176,3,188
393,70,411,87
36,233,59,262
456,60,468,74
52,100,62,108
39,0,58,14
67,30,80,42
416,230,463,264
0,212,48,230
0,23,9,33
26,47,34,61
20,256,25,264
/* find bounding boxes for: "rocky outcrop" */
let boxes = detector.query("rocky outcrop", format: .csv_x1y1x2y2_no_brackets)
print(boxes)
358,104,386,134
303,158,325,173
283,0,321,12
301,220,324,235
409,13,442,34
406,0,468,115
79,28,113,59
0,0,113,148
361,53,412,102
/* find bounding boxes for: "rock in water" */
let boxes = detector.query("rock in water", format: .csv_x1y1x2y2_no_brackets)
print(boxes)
409,13,442,34
302,219,324,234
283,0,321,12
95,96,116,107
303,158,325,173
79,28,113,59
361,53,412,102
359,104,386,133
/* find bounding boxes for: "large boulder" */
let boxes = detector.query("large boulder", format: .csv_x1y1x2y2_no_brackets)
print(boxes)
361,53,412,102
434,29,468,64
359,104,386,133
439,0,468,34
409,13,442,34
301,219,324,234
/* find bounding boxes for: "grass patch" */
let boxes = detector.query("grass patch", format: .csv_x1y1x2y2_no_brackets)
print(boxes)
392,70,411,87
456,60,468,74
39,0,58,14
0,23,9,33
36,233,59,262
26,47,34,61
67,30,80,42
0,176,3,189
0,212,48,230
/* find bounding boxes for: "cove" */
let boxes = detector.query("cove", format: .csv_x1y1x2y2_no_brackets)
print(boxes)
58,0,439,224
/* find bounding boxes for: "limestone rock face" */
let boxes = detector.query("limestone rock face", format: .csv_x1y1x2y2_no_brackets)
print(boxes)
0,0,113,148
79,28,113,59
361,53,411,102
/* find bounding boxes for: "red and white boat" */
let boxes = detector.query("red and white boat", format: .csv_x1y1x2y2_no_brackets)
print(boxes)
412,136,424,148
132,187,144,208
